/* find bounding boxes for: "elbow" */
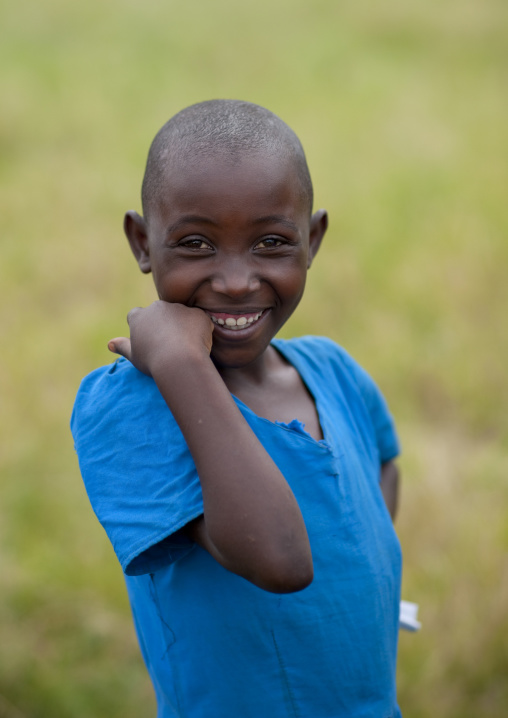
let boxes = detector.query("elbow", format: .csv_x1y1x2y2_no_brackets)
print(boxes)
252,553,314,594
204,525,314,593
267,568,314,594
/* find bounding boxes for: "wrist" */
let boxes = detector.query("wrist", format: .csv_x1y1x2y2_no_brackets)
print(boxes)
150,344,214,384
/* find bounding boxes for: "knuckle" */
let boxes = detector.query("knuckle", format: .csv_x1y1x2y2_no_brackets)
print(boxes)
127,307,141,323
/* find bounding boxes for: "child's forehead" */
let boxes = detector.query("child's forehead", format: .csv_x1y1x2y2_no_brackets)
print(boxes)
156,152,299,214
148,148,309,223
167,149,291,188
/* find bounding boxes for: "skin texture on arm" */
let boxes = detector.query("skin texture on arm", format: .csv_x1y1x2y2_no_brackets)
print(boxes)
109,301,314,594
380,459,400,521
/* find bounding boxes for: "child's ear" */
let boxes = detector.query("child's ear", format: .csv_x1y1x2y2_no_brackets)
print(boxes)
307,209,328,268
124,211,152,274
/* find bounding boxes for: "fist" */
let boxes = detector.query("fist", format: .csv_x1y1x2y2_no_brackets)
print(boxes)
108,301,214,376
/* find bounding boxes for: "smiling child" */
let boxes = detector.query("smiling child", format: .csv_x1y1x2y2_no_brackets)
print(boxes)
71,100,402,717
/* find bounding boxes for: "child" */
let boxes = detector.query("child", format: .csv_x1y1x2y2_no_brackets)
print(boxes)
71,100,402,718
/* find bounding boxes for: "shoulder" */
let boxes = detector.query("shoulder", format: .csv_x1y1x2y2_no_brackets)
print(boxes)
273,335,391,416
72,358,151,417
273,335,364,380
75,357,151,391
275,336,400,461
70,358,165,448
75,356,151,395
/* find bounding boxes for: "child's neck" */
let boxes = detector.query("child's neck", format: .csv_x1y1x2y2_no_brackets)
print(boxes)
218,346,324,442
217,345,280,391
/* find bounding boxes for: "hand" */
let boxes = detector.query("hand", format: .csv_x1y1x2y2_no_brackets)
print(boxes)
108,300,214,376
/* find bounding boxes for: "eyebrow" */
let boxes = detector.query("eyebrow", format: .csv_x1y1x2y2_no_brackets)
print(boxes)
165,214,299,235
166,215,218,235
253,215,299,232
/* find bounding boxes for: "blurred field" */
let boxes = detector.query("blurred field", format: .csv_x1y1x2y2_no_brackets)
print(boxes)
1,0,507,715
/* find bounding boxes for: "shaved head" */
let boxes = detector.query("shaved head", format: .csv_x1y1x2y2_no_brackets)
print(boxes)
141,100,313,220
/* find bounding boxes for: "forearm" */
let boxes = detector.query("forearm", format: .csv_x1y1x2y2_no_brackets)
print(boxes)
380,460,399,521
152,352,313,592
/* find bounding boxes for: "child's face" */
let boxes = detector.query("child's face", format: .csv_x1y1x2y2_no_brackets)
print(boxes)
126,151,327,370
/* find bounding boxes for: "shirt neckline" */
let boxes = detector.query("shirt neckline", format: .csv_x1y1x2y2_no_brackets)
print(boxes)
231,338,331,449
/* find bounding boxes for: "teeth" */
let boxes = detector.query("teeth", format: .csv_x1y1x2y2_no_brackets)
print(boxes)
210,311,264,329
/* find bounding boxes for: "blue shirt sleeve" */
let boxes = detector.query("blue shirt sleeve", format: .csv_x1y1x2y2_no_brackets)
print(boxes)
70,358,204,576
336,346,400,464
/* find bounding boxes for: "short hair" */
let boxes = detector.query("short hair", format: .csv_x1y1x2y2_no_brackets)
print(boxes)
141,100,313,219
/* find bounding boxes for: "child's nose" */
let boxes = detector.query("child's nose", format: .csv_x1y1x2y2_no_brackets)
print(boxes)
210,257,261,297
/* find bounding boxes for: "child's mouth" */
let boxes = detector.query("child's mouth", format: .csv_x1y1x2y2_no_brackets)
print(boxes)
206,310,265,331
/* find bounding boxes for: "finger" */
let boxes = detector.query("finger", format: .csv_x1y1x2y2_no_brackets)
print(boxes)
108,336,132,360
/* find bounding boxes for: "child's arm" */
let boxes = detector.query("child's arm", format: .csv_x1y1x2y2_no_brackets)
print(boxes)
109,300,313,594
380,460,399,521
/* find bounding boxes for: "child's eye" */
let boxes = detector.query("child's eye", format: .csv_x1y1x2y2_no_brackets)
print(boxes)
255,237,285,250
179,238,213,251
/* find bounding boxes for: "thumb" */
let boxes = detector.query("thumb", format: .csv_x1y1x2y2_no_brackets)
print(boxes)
108,336,132,361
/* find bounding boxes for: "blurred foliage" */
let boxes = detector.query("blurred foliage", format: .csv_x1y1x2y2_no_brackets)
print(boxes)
1,0,507,715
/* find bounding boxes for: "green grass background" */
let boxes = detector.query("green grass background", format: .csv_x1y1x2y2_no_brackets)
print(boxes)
1,0,507,715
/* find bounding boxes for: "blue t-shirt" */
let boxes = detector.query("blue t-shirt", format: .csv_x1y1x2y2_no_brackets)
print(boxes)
71,336,402,718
